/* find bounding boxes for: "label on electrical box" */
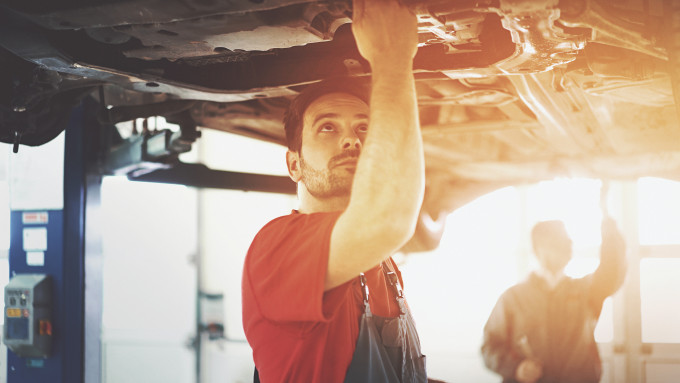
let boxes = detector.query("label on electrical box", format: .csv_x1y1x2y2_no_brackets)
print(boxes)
22,212,49,225
6,308,21,318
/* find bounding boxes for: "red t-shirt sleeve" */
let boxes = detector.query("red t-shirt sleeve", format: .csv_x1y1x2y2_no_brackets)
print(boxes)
244,212,341,323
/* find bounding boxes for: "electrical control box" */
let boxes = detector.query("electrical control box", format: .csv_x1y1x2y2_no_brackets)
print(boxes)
3,274,53,358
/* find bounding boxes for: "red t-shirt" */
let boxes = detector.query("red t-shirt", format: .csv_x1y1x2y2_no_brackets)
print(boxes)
242,211,404,383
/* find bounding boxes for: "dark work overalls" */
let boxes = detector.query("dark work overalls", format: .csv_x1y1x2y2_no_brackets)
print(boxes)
254,262,427,383
342,262,427,383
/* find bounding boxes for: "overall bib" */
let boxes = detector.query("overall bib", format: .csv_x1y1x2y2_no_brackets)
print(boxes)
253,263,427,383
343,263,427,383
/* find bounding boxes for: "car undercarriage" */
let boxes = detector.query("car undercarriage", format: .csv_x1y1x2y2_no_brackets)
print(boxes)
1,0,679,251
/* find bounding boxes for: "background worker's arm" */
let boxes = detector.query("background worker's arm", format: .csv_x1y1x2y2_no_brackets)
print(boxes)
325,0,424,290
589,217,627,307
481,295,528,381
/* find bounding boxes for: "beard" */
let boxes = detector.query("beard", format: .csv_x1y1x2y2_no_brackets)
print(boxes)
299,150,359,199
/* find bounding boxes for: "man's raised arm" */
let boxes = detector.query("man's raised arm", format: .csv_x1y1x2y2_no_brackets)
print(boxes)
590,217,627,304
325,0,424,289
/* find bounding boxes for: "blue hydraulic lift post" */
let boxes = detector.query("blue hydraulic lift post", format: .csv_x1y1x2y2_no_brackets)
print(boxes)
7,102,103,383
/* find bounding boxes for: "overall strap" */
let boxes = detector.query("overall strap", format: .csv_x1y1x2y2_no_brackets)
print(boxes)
380,262,406,315
358,273,372,315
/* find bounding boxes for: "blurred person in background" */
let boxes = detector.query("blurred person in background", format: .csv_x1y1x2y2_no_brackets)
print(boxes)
481,217,626,383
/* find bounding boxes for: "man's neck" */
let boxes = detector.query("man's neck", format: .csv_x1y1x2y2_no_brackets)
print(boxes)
297,187,350,214
535,267,566,290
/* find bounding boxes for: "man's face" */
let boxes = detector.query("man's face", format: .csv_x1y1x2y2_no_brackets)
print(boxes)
536,225,573,274
287,92,369,199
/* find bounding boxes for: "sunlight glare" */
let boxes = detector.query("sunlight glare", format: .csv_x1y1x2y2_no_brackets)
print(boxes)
638,177,680,245
526,178,603,248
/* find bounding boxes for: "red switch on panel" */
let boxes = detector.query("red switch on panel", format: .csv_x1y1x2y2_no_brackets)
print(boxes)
39,320,52,336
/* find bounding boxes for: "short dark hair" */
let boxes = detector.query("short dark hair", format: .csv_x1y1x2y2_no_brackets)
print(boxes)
283,77,369,152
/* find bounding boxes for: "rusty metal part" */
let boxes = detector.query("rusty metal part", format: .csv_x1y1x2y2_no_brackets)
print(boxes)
492,0,586,73
557,0,667,60
421,0,587,76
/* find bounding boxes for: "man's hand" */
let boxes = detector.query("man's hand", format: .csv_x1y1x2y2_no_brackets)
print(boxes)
352,0,418,67
515,359,543,383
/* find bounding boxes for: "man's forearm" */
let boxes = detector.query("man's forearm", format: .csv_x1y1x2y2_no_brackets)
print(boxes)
592,219,627,297
482,337,524,380
327,58,423,285
325,0,423,288
344,0,423,238
350,62,424,231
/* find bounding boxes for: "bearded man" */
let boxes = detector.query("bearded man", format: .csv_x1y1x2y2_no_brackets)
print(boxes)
241,0,436,382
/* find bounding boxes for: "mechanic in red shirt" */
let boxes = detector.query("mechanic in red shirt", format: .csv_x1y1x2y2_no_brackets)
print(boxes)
241,0,434,382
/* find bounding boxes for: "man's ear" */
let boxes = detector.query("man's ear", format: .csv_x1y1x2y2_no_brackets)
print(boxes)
286,150,302,182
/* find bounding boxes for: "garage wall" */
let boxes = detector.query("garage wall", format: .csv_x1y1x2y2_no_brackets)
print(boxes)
100,177,198,383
